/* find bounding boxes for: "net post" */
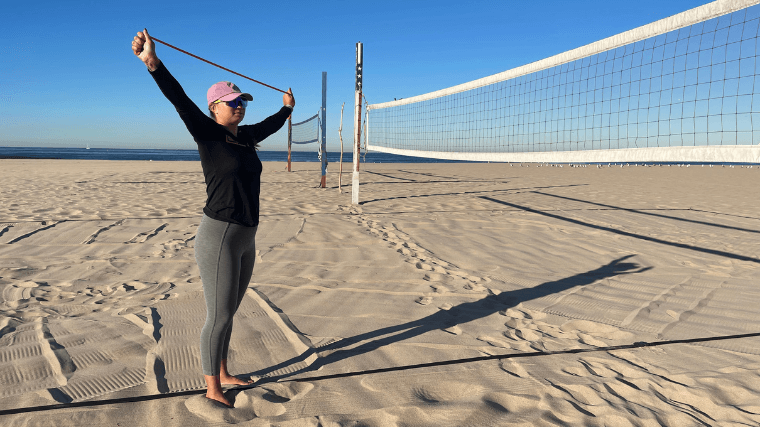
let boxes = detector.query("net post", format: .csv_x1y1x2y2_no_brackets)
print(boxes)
321,72,327,188
339,103,345,193
287,117,292,172
352,42,363,205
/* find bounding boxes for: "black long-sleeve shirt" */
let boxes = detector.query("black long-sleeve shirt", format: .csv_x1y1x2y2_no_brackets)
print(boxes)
149,62,290,227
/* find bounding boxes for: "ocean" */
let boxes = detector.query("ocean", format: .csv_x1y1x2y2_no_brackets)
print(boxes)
0,147,470,163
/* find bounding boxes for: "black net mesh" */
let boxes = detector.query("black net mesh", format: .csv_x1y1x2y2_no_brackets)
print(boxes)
369,4,760,156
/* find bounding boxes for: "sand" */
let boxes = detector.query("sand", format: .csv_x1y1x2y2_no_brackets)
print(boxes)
0,158,759,426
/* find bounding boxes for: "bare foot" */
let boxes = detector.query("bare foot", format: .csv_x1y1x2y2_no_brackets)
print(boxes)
204,374,233,407
220,374,253,386
219,360,253,386
205,390,232,408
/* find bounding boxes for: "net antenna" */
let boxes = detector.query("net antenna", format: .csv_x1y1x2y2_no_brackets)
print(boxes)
361,96,369,165
366,0,760,164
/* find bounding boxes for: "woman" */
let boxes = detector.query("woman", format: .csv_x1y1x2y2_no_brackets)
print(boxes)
132,29,294,407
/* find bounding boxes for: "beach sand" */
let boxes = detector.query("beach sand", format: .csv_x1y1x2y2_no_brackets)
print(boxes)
1,159,759,426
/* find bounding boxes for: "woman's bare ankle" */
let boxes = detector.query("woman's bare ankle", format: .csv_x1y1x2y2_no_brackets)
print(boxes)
204,374,233,407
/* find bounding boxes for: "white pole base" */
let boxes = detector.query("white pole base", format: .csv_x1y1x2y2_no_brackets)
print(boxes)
352,171,359,205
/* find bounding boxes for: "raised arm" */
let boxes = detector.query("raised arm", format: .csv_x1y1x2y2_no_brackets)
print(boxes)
132,29,213,138
246,90,296,144
132,29,161,72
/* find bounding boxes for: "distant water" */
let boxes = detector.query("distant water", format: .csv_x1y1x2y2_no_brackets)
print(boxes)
0,147,472,163
3,147,753,165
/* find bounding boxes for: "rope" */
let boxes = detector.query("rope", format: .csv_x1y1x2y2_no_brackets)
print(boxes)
151,36,287,94
0,331,758,416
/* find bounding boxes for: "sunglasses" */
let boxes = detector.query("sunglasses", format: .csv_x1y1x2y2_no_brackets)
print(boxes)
215,97,248,109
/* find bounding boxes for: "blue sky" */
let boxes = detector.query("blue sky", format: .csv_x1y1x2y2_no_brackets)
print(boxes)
0,0,713,151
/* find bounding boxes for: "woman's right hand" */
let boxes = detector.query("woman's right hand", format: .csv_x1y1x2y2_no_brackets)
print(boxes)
132,29,160,71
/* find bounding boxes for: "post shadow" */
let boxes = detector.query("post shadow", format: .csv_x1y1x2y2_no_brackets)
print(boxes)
250,255,651,381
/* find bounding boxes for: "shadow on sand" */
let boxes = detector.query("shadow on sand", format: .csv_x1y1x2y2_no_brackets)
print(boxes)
251,255,651,381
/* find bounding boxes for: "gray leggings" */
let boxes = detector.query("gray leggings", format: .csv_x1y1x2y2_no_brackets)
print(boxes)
195,214,257,376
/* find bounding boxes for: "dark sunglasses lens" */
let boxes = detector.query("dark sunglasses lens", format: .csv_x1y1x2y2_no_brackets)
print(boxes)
227,98,247,108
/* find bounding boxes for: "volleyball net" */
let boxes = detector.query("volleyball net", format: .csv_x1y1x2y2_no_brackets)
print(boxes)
290,113,320,145
287,112,323,172
367,0,760,163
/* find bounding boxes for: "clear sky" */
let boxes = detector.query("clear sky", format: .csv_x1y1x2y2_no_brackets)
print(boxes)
1,0,713,152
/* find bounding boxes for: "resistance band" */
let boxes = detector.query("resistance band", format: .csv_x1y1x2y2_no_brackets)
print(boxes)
151,36,288,94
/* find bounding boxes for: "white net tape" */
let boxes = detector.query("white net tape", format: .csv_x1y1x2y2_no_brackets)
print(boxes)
367,0,760,163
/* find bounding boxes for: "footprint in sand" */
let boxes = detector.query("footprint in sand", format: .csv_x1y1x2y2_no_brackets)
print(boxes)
548,382,607,406
415,262,434,271
184,382,313,423
560,319,635,342
577,332,607,347
398,247,413,256
498,359,530,378
443,325,462,335
477,335,512,349
698,377,759,407
416,296,433,305
504,318,529,329
2,281,41,306
429,283,451,294
463,282,486,291
515,328,542,342
411,381,484,404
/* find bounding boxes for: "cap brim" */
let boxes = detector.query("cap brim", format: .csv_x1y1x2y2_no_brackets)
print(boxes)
218,92,253,102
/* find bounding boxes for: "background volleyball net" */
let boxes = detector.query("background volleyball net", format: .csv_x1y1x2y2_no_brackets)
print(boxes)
367,0,760,163
287,112,324,173
290,113,320,145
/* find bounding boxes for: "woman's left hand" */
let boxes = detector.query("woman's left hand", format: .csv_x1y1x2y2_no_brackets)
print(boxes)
283,88,295,108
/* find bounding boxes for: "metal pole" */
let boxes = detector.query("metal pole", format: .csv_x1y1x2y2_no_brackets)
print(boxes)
352,42,363,205
321,71,327,188
339,103,345,193
287,117,292,172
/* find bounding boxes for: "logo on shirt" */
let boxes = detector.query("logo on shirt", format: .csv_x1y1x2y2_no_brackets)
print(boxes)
226,135,246,147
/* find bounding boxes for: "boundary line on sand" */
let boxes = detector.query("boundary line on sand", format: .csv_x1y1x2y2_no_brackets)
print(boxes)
0,331,758,416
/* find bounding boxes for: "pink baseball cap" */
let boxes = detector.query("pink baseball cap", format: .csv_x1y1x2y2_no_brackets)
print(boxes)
207,81,253,107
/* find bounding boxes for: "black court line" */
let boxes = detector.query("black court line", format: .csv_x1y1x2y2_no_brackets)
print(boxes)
108,181,203,184
480,196,760,264
363,170,512,185
360,184,587,206
364,171,418,181
690,208,760,222
0,208,728,226
533,191,760,234
1,331,758,417
0,216,200,224
397,169,468,181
